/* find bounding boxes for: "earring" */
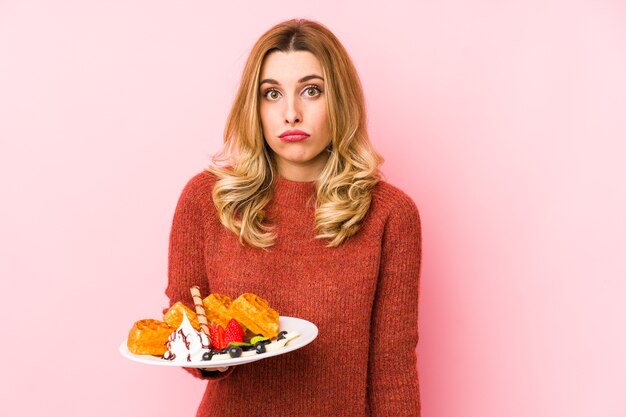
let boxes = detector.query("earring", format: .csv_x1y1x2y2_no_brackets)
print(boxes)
326,143,333,153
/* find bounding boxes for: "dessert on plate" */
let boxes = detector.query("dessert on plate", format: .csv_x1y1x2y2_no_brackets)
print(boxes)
163,301,200,329
230,293,280,339
127,319,174,356
162,310,210,361
126,287,299,363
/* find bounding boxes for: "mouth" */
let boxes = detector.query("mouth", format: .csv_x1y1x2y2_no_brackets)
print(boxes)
280,134,310,142
279,130,310,142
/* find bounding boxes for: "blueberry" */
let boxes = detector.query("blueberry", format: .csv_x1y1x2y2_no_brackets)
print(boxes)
228,346,243,358
255,342,266,354
202,351,213,361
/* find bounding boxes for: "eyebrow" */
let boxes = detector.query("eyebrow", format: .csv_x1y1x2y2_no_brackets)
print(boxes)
259,74,324,86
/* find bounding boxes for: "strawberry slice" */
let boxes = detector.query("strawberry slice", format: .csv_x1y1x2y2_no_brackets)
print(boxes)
217,325,226,350
224,319,245,346
208,322,223,350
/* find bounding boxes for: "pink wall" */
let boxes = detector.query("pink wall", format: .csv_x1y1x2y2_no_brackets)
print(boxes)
1,1,625,416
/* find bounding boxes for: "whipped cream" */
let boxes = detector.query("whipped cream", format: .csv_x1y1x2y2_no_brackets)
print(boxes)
163,310,210,362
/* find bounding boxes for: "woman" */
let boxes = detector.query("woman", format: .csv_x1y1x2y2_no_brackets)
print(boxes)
166,18,422,416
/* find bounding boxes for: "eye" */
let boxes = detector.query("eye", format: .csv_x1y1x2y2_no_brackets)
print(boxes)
263,88,281,101
303,85,322,97
261,85,323,101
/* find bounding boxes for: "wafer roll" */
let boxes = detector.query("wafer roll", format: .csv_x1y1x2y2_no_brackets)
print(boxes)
190,286,210,335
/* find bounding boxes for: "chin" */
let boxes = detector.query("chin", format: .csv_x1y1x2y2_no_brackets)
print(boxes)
279,150,316,162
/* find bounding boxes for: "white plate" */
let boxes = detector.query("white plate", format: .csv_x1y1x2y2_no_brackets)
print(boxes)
119,316,318,369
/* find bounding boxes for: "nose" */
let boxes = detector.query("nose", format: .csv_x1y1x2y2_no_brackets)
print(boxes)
284,95,301,125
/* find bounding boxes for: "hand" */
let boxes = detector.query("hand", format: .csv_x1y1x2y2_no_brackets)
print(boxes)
201,366,229,372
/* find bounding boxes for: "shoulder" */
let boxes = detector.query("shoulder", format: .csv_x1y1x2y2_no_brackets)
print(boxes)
371,179,421,226
179,170,217,198
370,180,422,253
175,169,219,213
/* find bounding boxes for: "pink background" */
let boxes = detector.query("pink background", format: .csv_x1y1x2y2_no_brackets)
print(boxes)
1,1,625,416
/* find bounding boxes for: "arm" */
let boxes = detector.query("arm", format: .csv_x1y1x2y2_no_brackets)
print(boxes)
165,173,234,381
367,194,422,415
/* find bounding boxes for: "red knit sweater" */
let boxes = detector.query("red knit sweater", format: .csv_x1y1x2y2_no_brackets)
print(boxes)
165,170,422,417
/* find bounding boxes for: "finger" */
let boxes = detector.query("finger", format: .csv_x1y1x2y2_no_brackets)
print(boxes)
201,366,229,372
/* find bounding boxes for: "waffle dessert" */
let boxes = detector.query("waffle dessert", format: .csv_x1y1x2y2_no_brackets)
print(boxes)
163,301,200,330
229,293,280,338
202,293,232,329
127,319,174,355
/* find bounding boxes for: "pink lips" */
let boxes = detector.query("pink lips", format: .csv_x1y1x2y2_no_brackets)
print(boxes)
279,129,310,142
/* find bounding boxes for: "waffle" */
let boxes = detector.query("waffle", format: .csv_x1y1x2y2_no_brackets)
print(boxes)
163,301,200,330
229,293,279,338
127,319,174,355
202,293,232,328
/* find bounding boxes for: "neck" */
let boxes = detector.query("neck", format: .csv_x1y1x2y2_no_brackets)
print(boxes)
274,153,329,182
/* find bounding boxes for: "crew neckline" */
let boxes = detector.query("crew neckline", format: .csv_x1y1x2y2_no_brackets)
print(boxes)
276,174,316,184
273,175,317,208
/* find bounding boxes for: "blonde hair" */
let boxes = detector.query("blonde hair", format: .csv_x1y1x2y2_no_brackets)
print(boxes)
207,18,384,249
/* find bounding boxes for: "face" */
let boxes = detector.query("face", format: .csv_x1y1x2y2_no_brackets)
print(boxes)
259,50,331,181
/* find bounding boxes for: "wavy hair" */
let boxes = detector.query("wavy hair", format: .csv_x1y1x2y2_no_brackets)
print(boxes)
206,18,384,249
